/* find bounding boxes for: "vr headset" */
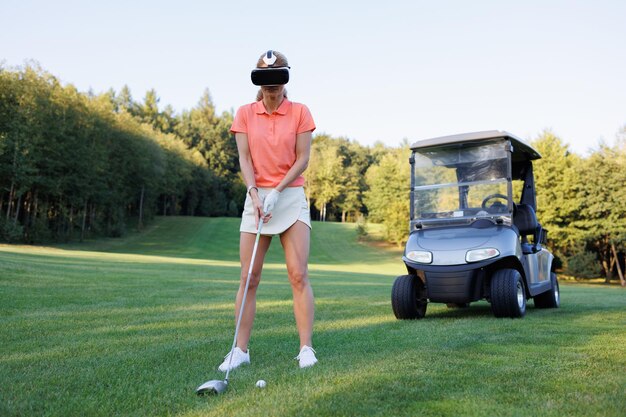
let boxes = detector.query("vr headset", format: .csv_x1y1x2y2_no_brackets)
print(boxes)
251,50,290,86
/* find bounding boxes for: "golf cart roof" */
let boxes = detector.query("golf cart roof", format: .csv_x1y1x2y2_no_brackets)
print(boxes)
411,130,541,160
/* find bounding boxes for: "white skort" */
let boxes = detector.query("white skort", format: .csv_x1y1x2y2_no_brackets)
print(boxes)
240,187,311,235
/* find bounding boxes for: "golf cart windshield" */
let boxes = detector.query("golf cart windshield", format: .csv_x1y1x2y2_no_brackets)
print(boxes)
411,140,512,226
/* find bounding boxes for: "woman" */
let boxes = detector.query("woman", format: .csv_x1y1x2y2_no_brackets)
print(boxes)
218,50,317,371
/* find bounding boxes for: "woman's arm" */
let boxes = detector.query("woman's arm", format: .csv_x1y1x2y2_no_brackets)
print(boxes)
275,130,313,192
235,132,265,225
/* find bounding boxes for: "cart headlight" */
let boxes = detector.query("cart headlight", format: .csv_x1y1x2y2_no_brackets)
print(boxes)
465,248,500,263
406,250,432,264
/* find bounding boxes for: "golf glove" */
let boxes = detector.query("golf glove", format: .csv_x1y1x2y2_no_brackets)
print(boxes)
263,189,281,215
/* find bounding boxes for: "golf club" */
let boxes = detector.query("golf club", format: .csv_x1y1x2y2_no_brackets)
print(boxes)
196,220,264,395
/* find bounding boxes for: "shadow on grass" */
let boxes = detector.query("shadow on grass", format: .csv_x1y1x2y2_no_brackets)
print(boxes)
424,303,495,319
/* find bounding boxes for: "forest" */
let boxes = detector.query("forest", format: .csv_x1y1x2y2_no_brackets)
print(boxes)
1,65,624,283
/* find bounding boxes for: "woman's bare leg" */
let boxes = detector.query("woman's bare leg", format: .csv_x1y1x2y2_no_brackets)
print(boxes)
234,232,272,351
280,221,314,348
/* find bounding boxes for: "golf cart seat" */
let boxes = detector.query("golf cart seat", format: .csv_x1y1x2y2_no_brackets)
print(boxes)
514,204,539,253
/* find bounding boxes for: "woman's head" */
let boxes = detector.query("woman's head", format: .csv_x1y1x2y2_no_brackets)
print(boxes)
255,50,289,101
256,50,289,69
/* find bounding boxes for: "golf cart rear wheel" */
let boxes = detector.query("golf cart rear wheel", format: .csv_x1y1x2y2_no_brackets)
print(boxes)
534,272,560,308
392,274,427,319
490,268,526,318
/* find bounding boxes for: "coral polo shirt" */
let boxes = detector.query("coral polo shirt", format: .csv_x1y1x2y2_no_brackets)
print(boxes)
230,98,316,188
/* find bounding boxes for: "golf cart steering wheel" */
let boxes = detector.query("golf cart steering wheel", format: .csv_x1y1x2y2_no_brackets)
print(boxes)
481,194,508,210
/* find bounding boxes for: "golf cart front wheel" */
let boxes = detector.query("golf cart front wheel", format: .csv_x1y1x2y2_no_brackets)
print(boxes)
392,274,427,319
490,268,526,318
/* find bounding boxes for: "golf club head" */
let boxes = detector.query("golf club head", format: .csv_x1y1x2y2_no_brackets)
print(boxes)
195,379,228,395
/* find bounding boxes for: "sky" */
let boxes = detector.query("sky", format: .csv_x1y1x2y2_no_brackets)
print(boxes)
2,0,625,155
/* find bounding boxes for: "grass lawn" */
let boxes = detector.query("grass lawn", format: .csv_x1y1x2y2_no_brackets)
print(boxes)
0,217,624,417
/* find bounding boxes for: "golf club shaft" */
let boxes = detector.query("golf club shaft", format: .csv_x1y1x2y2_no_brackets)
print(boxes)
224,220,264,383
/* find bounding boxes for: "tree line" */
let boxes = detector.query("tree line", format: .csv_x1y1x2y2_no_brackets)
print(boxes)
1,64,624,282
0,65,241,243
532,131,626,284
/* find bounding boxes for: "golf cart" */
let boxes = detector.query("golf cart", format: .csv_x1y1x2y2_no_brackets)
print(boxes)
392,131,560,319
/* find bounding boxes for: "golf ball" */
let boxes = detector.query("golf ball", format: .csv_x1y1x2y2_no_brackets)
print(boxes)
255,379,266,388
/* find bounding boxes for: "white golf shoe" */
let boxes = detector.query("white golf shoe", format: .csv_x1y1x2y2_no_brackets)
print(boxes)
218,347,250,372
296,345,318,368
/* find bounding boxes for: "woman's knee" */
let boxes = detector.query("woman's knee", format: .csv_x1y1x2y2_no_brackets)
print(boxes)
241,271,262,290
288,268,309,291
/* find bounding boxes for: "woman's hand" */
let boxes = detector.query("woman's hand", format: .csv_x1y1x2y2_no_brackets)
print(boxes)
250,189,270,227
263,189,281,216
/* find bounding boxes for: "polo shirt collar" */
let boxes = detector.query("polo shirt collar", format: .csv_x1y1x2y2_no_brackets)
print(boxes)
254,98,291,115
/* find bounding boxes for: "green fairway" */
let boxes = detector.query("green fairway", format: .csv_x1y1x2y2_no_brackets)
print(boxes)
0,217,624,417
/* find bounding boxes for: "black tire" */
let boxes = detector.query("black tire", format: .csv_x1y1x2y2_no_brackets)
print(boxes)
490,268,526,318
392,274,427,319
534,272,560,308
